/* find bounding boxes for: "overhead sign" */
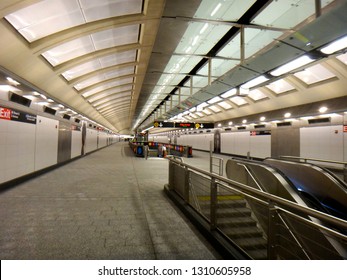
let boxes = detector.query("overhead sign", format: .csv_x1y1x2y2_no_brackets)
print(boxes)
154,121,214,129
153,121,174,128
250,130,271,136
0,106,37,124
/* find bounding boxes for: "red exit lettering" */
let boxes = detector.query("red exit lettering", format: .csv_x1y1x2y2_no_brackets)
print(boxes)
179,123,191,127
0,107,11,120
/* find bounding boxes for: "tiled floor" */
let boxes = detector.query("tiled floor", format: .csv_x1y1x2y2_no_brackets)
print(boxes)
0,142,221,260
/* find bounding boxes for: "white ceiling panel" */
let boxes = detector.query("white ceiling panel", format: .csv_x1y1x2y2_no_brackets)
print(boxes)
248,89,268,101
91,25,140,50
82,83,133,98
75,73,134,91
80,0,143,21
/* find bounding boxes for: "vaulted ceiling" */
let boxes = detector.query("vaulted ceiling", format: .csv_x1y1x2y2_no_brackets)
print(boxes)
0,0,347,134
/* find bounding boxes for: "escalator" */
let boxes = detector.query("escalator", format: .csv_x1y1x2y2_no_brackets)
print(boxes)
225,157,347,259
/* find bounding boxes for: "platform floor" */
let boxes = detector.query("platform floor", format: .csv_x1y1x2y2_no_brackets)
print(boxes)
0,142,221,260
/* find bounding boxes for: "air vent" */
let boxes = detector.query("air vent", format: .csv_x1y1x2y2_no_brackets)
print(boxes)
199,131,203,133
254,124,265,129
308,118,330,124
75,118,80,123
44,106,56,115
89,124,92,127
277,122,292,127
206,130,211,133
238,126,246,130
224,128,232,131
9,92,31,107
63,114,71,120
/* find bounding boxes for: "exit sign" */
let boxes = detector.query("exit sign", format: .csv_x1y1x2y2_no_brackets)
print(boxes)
0,107,11,120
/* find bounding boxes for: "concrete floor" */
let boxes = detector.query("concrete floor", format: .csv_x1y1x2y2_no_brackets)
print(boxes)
0,142,221,260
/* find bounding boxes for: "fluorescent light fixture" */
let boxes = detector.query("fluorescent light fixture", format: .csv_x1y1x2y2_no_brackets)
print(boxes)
270,55,314,76
221,88,236,98
211,3,222,16
6,77,20,86
242,119,247,124
260,116,266,121
321,35,347,54
228,121,233,126
319,106,328,113
197,102,208,111
217,123,222,127
200,23,209,34
192,36,199,46
284,112,291,118
189,107,196,112
242,75,269,89
208,96,222,104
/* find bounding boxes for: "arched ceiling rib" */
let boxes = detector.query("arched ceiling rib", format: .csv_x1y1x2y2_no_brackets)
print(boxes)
1,0,347,134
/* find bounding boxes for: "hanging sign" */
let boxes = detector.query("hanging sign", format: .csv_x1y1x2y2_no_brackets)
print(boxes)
0,106,36,124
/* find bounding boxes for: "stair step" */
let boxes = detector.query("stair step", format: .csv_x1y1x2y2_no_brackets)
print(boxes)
233,236,268,250
221,226,263,239
247,249,268,260
203,207,252,218
217,216,257,227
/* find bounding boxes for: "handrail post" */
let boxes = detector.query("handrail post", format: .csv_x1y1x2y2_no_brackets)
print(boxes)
210,141,213,173
267,201,277,260
210,178,218,231
184,166,190,204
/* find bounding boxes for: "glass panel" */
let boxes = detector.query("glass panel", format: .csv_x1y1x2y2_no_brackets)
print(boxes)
252,0,334,29
294,64,336,85
266,79,295,94
194,0,255,21
212,58,239,77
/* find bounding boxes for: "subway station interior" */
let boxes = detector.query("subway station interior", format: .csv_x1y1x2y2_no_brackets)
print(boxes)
1,0,347,260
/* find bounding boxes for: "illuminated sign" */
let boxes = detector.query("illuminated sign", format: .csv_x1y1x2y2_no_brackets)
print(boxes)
250,130,271,136
0,106,36,124
153,121,214,129
0,107,11,120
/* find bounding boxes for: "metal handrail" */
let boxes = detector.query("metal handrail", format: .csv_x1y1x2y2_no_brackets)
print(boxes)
279,155,347,167
168,157,347,231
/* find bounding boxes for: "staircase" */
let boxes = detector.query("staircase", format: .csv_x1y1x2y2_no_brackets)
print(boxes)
198,195,268,259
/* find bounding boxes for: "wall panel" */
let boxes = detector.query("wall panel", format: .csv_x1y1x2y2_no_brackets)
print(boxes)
300,125,343,167
35,116,59,171
0,119,36,183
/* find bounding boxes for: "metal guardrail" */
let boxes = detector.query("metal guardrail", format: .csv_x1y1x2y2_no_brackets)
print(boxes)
167,157,347,260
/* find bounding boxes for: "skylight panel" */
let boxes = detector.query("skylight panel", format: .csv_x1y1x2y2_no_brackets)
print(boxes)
266,79,295,94
218,101,233,110
229,96,248,106
209,105,221,113
248,89,268,101
294,64,336,85
337,53,347,65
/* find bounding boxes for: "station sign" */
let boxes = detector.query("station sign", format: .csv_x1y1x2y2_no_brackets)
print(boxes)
250,130,271,136
153,121,214,129
0,106,36,124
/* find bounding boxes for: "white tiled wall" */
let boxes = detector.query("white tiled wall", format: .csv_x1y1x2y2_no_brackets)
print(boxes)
0,119,36,183
34,116,59,171
177,133,214,151
98,131,108,148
